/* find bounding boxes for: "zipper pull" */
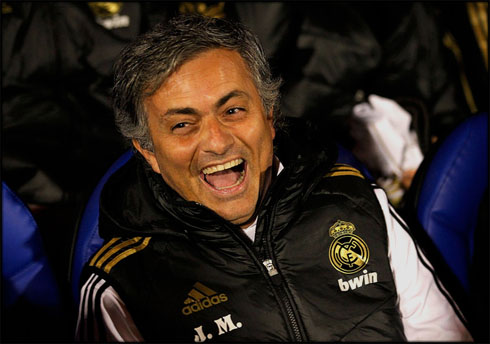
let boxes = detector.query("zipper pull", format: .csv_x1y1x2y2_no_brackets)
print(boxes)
262,259,278,277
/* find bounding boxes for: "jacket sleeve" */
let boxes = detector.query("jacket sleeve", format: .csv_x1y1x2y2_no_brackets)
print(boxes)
76,273,143,342
372,186,473,341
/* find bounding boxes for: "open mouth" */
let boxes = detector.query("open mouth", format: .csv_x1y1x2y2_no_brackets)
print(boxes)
201,158,246,191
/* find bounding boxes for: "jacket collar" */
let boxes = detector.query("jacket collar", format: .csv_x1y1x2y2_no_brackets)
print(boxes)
99,123,338,245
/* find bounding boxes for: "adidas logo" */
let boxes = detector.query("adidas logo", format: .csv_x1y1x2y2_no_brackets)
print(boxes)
182,282,228,316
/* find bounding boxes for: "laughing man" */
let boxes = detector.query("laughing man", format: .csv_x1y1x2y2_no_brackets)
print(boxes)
76,14,472,342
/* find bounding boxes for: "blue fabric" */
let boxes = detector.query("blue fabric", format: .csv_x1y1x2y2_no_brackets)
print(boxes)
417,113,488,291
71,149,134,304
2,182,61,308
336,143,374,180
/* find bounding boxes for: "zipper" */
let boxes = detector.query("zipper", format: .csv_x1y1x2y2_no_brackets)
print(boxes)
216,166,305,341
262,259,278,277
259,168,305,342
261,236,304,342
220,216,304,342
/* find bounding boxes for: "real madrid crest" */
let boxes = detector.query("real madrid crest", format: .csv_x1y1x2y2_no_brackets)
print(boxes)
328,220,369,274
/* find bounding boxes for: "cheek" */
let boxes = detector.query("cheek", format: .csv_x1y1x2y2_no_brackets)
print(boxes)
261,138,275,168
155,145,189,173
154,136,201,187
155,149,194,197
251,125,275,169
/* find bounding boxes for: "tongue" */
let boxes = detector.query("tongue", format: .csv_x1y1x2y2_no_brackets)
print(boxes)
206,169,241,189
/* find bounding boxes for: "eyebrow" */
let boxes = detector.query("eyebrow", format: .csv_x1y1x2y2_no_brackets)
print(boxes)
161,90,249,118
215,90,249,109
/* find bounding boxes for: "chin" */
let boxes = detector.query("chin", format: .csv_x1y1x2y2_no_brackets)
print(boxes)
217,208,255,227
197,189,259,226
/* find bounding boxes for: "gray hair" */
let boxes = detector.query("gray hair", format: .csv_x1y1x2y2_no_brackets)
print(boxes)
113,14,283,151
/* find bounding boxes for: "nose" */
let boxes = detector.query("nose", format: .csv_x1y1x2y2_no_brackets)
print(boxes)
200,116,234,156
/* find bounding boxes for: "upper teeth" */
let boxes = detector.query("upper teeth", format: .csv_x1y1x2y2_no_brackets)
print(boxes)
202,158,243,175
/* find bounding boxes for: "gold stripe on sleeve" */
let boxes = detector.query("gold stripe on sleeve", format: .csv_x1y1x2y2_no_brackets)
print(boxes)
104,237,152,273
324,164,365,179
89,237,121,267
93,237,142,269
325,170,365,179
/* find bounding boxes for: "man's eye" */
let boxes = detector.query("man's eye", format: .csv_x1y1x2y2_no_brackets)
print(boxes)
226,107,244,115
172,122,188,130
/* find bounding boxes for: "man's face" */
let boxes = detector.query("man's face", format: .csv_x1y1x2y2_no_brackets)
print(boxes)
135,49,275,228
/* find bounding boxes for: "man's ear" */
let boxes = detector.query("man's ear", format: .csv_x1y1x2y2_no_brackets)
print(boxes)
132,139,161,174
268,108,276,140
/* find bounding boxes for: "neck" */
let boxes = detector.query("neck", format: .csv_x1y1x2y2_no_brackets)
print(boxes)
237,156,280,229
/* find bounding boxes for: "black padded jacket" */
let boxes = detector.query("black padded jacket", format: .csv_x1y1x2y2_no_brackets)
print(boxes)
80,131,406,342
